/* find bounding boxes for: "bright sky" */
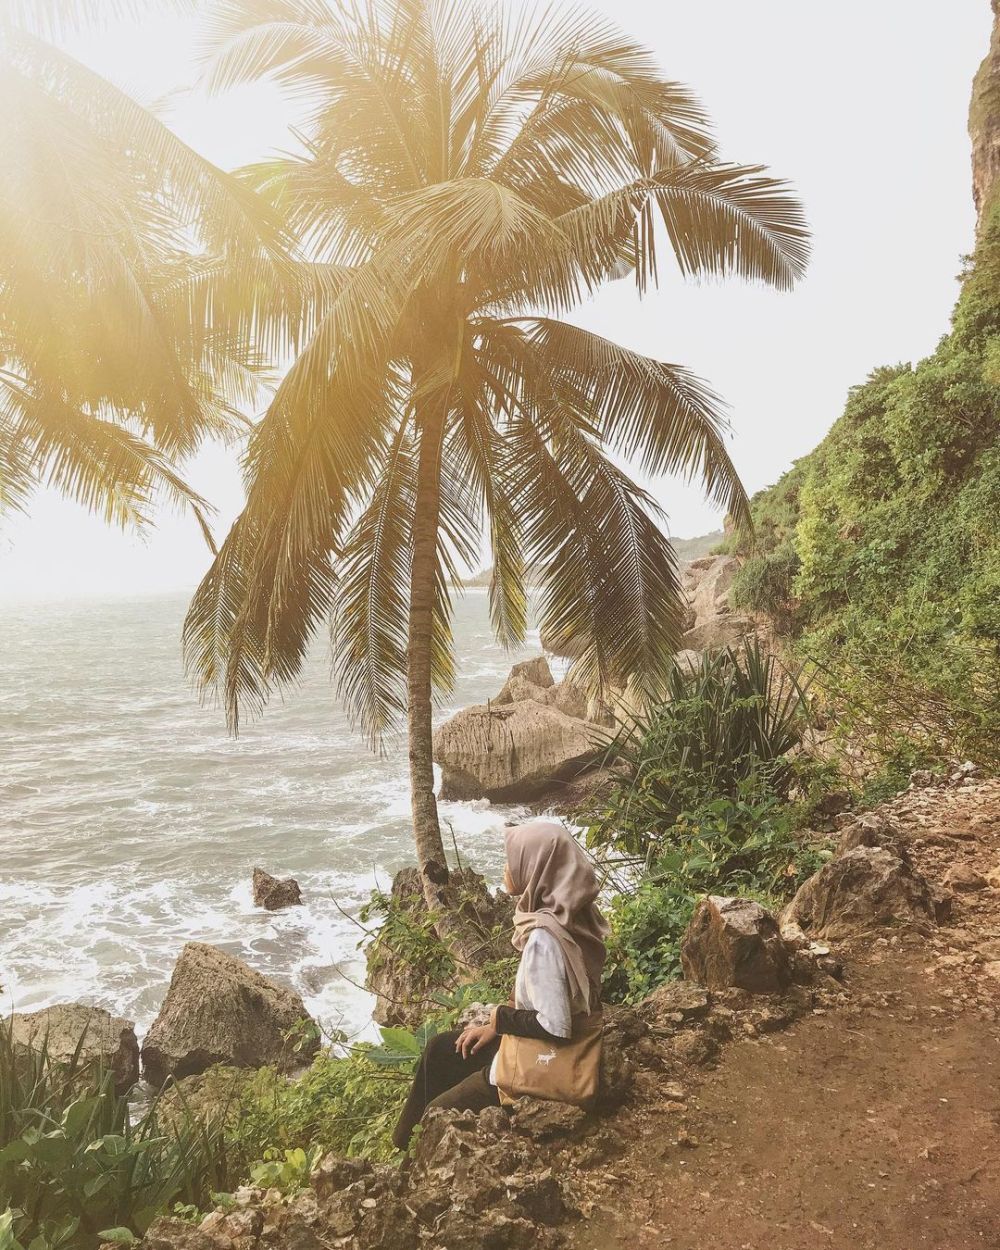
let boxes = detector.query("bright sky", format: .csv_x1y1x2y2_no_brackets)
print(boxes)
0,1,990,600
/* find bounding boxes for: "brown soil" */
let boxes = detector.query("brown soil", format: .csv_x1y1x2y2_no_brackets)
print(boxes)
572,778,1000,1250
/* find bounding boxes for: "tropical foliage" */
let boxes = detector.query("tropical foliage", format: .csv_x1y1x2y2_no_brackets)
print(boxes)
0,2,292,540
602,793,828,1001
584,641,813,857
0,1023,233,1250
181,0,809,898
724,200,1000,766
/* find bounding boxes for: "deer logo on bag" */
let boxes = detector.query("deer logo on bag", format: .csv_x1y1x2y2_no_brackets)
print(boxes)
535,1050,557,1066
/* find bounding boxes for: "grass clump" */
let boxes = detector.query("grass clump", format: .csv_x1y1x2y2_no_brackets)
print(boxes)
0,1022,233,1250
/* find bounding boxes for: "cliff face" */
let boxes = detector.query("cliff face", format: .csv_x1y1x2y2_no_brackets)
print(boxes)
970,0,1000,228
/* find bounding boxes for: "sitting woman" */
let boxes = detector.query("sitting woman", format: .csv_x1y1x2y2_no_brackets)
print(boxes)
392,820,608,1151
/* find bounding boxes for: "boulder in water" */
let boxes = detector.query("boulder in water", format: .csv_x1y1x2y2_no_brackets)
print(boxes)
252,867,303,910
434,699,606,803
8,1003,139,1093
140,942,318,1086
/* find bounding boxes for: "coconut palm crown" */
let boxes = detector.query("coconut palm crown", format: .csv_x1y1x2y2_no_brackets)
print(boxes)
185,0,810,903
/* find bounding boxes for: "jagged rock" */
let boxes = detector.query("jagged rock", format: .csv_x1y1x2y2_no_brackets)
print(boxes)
596,1045,634,1112
311,1154,373,1199
496,656,555,703
680,896,792,994
434,699,606,802
365,867,513,1027
505,1170,566,1224
509,1098,589,1141
689,555,741,625
140,942,318,1086
837,813,909,861
668,1029,720,1068
943,863,988,892
252,867,303,910
680,615,755,652
641,981,712,1025
9,1003,139,1093
781,847,936,941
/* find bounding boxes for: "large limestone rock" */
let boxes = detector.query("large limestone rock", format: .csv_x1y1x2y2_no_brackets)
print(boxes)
141,943,318,1087
9,1003,139,1093
495,656,590,721
252,867,302,910
781,847,936,942
680,896,792,994
435,699,606,802
496,656,554,703
971,0,1000,230
689,555,741,626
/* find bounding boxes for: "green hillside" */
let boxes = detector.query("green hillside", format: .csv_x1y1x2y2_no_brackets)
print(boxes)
724,206,1000,765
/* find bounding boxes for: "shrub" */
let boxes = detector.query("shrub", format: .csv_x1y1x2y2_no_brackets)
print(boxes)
602,795,828,1002
730,542,801,626
584,641,812,857
0,1022,233,1250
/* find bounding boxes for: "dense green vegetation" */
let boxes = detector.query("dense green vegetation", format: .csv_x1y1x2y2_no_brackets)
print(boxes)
725,207,1000,766
0,1025,233,1250
582,644,832,1001
601,796,828,1001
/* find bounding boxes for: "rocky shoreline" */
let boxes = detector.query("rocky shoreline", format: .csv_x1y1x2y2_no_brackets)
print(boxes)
116,768,996,1250
432,553,755,810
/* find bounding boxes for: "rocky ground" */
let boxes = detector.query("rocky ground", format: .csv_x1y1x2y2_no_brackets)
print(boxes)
132,772,1000,1250
570,774,1000,1250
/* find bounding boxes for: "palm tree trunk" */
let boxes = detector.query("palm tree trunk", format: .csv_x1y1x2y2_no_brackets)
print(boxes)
407,402,449,898
406,394,488,972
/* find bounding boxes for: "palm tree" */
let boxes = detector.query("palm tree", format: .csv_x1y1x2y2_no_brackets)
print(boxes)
0,4,294,539
185,0,810,936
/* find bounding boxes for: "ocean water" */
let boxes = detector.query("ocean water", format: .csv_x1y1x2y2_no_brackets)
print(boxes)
0,590,549,1043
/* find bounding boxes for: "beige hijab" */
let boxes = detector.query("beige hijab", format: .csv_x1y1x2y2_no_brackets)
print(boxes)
504,821,609,1012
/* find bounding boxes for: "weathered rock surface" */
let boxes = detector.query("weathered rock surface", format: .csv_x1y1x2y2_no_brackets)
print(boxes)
140,943,318,1086
496,655,554,703
971,0,1000,229
252,867,302,910
435,697,606,802
680,615,755,653
689,555,741,626
366,867,514,1027
836,812,910,861
9,1003,139,1093
680,896,792,994
944,863,989,892
781,847,936,941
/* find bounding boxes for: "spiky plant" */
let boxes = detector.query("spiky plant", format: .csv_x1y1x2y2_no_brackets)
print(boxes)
185,0,810,933
0,2,295,539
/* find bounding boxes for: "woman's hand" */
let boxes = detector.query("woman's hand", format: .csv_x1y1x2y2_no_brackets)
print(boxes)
455,1023,498,1059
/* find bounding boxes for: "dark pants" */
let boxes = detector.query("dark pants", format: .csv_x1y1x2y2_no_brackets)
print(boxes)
392,1029,501,1151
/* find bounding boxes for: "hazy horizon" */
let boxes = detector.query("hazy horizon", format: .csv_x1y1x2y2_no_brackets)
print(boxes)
0,1,990,601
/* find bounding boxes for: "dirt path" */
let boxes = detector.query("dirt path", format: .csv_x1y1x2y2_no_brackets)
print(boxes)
572,778,1000,1250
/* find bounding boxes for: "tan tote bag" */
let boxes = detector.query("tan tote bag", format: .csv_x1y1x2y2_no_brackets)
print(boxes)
493,1012,603,1109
